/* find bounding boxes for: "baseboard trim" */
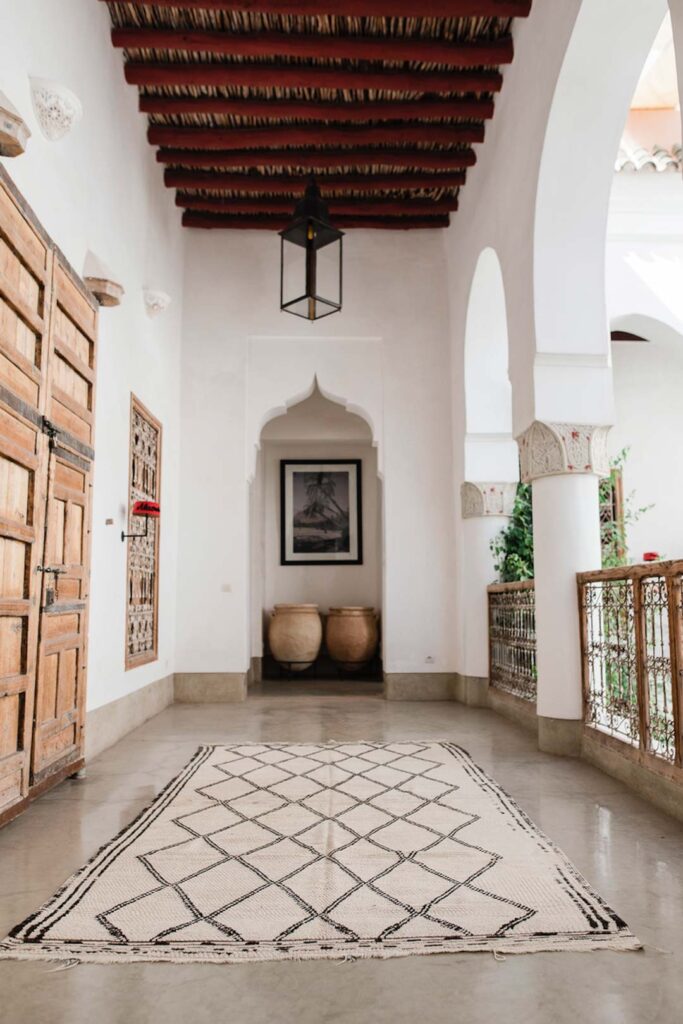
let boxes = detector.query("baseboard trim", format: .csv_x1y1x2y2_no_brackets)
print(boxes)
451,673,490,707
538,716,583,757
487,686,538,733
582,730,683,825
383,673,455,701
85,674,175,760
249,658,263,686
174,672,248,703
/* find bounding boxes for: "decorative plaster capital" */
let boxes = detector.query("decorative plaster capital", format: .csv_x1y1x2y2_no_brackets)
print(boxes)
143,289,171,318
30,78,82,142
0,91,30,157
83,250,124,308
517,421,611,484
461,482,517,519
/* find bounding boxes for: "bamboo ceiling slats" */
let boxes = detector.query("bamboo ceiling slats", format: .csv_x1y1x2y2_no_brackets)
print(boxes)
101,0,531,228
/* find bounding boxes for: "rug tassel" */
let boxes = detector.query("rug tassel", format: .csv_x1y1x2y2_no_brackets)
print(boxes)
337,955,356,964
493,950,507,962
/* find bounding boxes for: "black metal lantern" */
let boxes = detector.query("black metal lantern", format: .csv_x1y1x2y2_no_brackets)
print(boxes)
280,176,344,321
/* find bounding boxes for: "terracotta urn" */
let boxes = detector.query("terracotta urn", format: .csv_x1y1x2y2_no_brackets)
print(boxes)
268,604,322,671
326,607,379,671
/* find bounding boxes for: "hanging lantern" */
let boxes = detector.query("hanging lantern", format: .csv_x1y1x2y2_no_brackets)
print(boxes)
280,176,343,321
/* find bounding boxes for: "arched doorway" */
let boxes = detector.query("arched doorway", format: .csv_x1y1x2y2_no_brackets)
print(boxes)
249,385,383,687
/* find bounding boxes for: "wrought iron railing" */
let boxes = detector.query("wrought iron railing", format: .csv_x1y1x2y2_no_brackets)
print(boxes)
578,561,683,769
487,581,537,703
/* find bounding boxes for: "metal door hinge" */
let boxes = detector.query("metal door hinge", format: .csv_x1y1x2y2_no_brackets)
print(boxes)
41,417,59,442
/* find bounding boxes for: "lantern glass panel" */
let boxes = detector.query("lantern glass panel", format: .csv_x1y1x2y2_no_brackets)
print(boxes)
280,217,343,321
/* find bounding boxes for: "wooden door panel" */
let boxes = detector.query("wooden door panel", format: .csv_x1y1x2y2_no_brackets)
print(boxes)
31,445,90,780
0,175,51,819
31,254,96,787
45,266,96,455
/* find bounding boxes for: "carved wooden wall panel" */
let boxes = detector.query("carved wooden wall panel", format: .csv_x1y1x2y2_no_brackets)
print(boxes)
126,396,161,669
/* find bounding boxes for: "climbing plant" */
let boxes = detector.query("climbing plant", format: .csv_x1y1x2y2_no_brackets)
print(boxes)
490,448,652,581
599,448,652,568
490,483,534,582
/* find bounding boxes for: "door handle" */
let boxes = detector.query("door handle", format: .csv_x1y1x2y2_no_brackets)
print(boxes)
36,565,67,606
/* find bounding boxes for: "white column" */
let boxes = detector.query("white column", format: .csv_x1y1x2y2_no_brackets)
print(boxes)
518,422,609,745
532,474,601,718
461,483,516,679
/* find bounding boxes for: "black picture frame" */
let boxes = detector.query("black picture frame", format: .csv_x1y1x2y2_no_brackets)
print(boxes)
280,459,363,566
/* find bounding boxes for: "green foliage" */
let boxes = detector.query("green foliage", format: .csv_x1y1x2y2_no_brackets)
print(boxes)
490,483,534,582
599,447,652,568
490,448,653,582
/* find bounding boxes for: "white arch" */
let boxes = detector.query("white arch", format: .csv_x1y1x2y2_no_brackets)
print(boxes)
245,335,384,482
533,0,667,422
610,312,683,345
464,247,512,436
462,247,518,484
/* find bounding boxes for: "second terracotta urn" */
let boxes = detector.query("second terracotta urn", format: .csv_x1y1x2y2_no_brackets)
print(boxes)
326,607,379,671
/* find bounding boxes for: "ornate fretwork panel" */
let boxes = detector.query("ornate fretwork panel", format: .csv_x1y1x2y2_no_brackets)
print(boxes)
126,398,161,668
488,583,537,703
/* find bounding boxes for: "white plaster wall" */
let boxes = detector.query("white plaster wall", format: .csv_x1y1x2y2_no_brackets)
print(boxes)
609,328,683,562
177,228,456,676
0,0,184,711
262,443,380,617
606,172,683,562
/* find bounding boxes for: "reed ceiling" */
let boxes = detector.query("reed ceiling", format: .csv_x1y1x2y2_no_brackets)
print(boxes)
101,0,532,230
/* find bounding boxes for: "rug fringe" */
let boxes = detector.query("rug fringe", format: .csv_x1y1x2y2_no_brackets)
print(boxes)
0,934,642,966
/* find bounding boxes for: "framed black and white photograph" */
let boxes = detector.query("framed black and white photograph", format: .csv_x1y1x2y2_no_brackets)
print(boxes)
280,459,363,566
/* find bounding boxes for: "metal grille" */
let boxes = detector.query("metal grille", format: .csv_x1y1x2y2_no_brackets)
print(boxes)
488,582,537,702
582,579,639,747
641,577,676,762
579,563,683,767
126,400,161,665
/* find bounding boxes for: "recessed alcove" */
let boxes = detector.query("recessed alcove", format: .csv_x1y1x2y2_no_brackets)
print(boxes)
250,386,383,682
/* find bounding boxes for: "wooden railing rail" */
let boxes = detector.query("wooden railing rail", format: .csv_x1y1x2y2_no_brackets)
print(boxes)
487,580,537,703
577,559,683,773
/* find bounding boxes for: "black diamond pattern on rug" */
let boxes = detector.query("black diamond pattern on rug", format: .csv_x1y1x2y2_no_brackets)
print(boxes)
0,741,641,964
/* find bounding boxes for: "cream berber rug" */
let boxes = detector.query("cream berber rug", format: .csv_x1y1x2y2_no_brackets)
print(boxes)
0,742,639,963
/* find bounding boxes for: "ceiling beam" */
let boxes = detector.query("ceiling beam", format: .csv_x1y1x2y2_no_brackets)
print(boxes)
100,1,531,17
112,28,513,68
125,61,502,94
182,211,451,229
148,122,484,149
140,95,495,122
164,169,467,192
156,146,476,170
176,193,458,215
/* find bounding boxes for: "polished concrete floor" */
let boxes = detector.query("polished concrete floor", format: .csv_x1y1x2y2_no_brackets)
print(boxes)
1,681,682,1024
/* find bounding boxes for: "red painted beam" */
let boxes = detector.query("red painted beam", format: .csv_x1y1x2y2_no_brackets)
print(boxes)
176,193,458,214
140,95,495,122
156,147,476,170
148,122,484,149
125,61,502,94
100,1,531,17
182,211,451,229
112,28,513,68
164,169,466,192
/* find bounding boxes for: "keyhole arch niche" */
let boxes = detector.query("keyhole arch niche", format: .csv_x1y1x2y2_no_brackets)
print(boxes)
247,356,384,682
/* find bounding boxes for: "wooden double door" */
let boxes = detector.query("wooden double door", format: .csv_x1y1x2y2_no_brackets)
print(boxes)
0,171,97,826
